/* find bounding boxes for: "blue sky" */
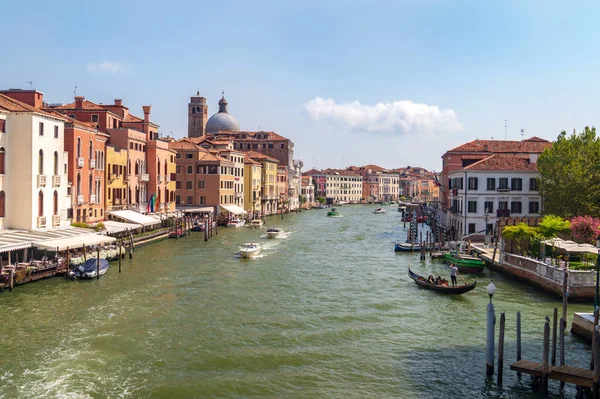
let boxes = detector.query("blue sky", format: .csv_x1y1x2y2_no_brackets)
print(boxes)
2,0,599,171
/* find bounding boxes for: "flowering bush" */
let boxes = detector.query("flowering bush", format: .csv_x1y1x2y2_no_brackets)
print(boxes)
570,215,600,244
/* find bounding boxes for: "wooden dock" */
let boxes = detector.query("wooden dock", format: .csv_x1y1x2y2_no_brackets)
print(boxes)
510,360,594,387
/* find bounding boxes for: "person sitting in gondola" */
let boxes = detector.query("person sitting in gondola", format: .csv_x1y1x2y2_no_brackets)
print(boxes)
427,275,435,284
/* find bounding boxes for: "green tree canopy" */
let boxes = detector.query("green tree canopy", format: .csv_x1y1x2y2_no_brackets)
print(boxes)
316,196,326,204
538,126,600,218
502,223,540,255
537,215,571,239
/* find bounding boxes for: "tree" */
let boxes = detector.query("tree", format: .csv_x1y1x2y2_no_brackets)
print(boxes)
538,126,600,218
298,194,307,205
316,196,326,204
537,214,571,239
570,215,600,244
502,223,539,255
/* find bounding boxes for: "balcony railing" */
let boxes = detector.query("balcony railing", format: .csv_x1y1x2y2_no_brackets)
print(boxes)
158,175,163,183
37,175,47,187
52,215,61,227
77,195,84,205
37,216,47,229
90,194,96,204
109,173,117,181
90,159,96,169
235,191,243,198
52,175,61,187
77,157,84,168
497,187,510,192
497,209,510,217
166,175,171,182
140,173,149,182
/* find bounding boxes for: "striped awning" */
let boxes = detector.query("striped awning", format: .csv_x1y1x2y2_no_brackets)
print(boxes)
0,227,96,253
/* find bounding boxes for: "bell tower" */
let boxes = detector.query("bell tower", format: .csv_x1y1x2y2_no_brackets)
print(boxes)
188,91,207,138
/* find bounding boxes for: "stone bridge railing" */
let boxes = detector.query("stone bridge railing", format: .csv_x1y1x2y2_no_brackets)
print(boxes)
503,253,596,288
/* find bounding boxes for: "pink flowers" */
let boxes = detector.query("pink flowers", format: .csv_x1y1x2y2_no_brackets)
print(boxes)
570,215,600,244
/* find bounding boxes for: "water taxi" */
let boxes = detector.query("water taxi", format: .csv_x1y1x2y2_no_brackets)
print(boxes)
239,243,262,259
227,218,246,228
249,219,264,228
373,208,386,214
267,227,284,238
327,208,341,217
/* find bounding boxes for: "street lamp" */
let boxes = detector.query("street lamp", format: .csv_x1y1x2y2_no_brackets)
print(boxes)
595,236,600,309
486,280,497,376
487,280,496,303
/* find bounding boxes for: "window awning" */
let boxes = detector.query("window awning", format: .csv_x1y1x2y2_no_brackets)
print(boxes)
102,220,143,234
542,238,597,254
34,234,117,251
108,210,161,227
221,205,247,215
0,227,93,253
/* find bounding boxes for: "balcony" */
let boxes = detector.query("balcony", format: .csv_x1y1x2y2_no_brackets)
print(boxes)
37,216,47,229
90,194,96,204
37,175,47,187
235,191,244,198
52,215,61,227
166,174,171,183
497,187,510,192
109,173,117,181
140,173,149,182
77,157,84,168
158,175,163,183
52,175,61,187
77,195,84,205
90,159,96,169
497,209,511,217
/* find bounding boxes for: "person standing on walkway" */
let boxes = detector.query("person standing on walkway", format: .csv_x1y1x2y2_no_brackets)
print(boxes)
449,264,459,287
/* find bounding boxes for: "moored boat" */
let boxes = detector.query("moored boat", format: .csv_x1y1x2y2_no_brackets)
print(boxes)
239,243,262,259
373,207,386,214
394,242,434,252
266,227,284,238
69,258,110,279
408,267,477,295
249,219,264,228
443,251,485,273
227,218,246,228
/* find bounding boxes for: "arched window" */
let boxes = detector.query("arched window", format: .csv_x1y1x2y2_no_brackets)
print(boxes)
53,190,58,215
164,160,167,176
0,147,5,175
38,150,44,175
157,158,161,175
76,137,81,158
0,191,5,217
76,173,81,196
135,161,139,175
89,140,93,159
128,160,131,175
53,151,58,176
88,174,93,199
38,191,43,217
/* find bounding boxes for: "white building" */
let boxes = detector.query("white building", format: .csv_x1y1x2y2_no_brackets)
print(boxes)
447,154,542,239
288,159,303,210
301,176,315,208
0,93,70,230
306,169,362,204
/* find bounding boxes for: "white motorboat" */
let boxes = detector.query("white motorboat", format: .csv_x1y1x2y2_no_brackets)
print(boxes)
227,218,246,228
373,207,386,214
239,242,262,258
249,219,264,228
266,227,284,238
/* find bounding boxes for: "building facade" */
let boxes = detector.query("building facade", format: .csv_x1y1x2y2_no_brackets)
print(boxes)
105,145,128,212
246,151,279,215
305,169,363,204
243,158,262,216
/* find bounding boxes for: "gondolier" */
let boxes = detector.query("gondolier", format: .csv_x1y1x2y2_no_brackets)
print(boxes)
449,264,458,287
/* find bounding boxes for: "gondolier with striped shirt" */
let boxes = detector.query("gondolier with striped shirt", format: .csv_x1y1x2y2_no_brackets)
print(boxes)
449,264,459,287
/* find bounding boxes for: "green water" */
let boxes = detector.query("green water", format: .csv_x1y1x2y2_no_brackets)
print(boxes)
0,205,593,398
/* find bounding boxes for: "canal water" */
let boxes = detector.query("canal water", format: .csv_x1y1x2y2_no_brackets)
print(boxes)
0,205,593,398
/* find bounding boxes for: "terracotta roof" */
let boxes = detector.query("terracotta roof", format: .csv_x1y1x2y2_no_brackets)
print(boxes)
310,168,362,177
123,114,144,123
244,150,279,163
359,164,386,171
235,131,288,141
198,151,231,163
448,138,551,154
461,155,486,160
303,168,321,175
244,157,261,165
169,139,202,150
463,155,539,171
0,94,68,121
52,98,105,111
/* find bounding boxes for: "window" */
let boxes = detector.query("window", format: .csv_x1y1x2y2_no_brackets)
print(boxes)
253,144,258,149
268,143,273,149
280,143,285,149
176,181,181,189
530,178,538,191
39,122,44,136
53,190,58,215
187,196,193,204
484,201,494,213
199,195,206,204
89,140,93,159
91,114,99,123
468,223,476,234
53,151,58,176
176,166,181,173
186,181,192,189
176,153,181,158
263,143,266,149
38,191,44,217
38,150,44,175
529,201,540,214
186,153,193,159
486,178,495,191
198,181,205,189
54,126,59,138
130,142,134,150
0,191,4,217
468,177,478,190
510,201,522,213
0,148,4,174
498,178,509,189
187,166,193,174
467,201,477,213
511,178,522,191
498,201,508,210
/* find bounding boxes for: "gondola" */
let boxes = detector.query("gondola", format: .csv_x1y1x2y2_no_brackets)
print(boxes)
408,267,477,295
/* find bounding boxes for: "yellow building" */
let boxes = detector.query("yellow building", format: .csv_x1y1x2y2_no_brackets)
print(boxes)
105,144,128,212
245,150,278,215
244,158,262,216
166,152,176,211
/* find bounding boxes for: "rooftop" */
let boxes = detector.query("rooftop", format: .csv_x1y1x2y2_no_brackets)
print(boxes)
463,155,539,171
245,150,279,163
447,137,551,154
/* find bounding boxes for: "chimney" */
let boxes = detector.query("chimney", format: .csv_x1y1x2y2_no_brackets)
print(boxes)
75,96,84,109
529,154,538,164
114,99,122,106
142,105,151,122
483,144,489,152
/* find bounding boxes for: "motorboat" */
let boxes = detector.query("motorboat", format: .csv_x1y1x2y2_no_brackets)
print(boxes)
68,258,109,279
373,207,386,214
327,208,341,217
267,227,284,238
397,205,407,213
168,228,183,238
239,243,262,259
249,219,264,228
227,218,246,228
394,242,434,252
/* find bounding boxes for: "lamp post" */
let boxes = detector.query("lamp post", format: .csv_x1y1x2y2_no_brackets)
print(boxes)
595,236,600,309
486,280,497,376
484,207,490,247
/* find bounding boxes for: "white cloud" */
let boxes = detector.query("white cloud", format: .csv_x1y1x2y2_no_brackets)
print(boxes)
87,61,132,75
304,97,462,134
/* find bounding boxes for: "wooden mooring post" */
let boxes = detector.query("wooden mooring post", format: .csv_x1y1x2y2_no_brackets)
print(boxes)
542,317,550,394
8,268,13,291
594,328,600,399
96,248,100,280
204,219,208,242
516,311,522,377
559,317,566,388
552,307,558,366
562,271,568,327
118,239,122,273
498,312,506,386
593,308,600,370
65,247,70,279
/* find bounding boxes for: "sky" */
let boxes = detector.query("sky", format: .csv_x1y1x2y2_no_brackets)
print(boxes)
2,0,600,172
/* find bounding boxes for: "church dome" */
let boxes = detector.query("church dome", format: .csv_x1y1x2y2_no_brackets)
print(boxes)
205,95,240,133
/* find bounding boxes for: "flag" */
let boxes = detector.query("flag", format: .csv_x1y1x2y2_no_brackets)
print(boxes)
150,193,155,213
433,171,441,187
